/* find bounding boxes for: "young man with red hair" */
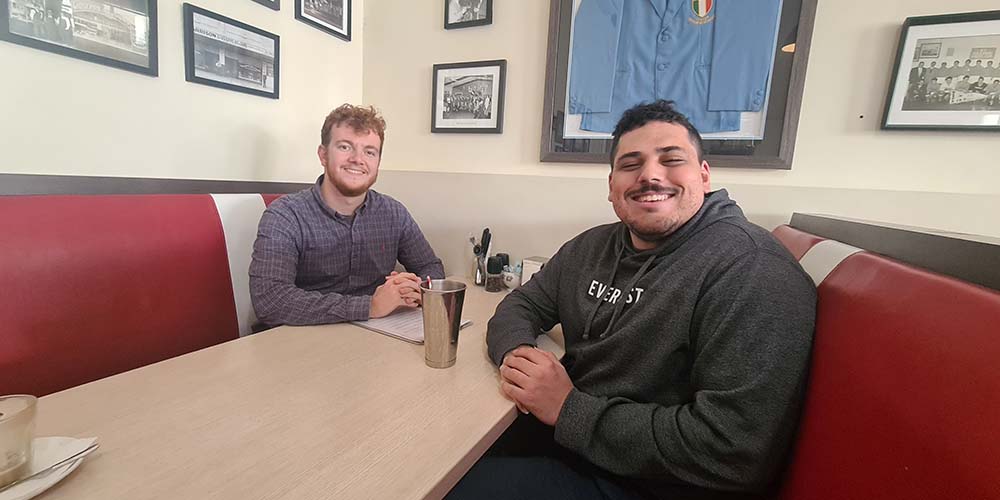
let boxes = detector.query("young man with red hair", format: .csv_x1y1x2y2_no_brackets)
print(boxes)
250,104,444,329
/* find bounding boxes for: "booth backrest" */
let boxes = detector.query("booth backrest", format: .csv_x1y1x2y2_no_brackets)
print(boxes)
0,193,276,396
771,224,826,261
773,224,1000,500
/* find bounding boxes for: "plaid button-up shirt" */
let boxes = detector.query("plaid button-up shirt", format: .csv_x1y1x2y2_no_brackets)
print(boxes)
249,177,444,327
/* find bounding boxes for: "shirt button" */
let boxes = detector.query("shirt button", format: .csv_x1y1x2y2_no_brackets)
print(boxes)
657,63,668,71
659,31,670,42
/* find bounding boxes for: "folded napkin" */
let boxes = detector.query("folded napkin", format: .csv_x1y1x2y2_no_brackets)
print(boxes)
0,437,98,500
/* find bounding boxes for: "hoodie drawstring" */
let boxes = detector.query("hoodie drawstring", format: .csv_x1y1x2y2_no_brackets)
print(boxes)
597,253,657,339
581,237,658,341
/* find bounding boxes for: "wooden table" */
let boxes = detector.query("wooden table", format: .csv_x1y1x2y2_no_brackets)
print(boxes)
35,279,562,499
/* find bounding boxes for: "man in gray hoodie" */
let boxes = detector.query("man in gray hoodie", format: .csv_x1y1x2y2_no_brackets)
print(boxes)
447,101,816,500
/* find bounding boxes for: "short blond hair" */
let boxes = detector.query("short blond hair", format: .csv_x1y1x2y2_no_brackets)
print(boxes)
320,104,387,147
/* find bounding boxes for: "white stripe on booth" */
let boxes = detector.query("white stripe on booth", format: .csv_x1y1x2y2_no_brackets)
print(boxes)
211,194,267,336
798,240,864,286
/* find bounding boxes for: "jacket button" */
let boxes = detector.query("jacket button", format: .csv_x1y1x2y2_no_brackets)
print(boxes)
657,63,668,71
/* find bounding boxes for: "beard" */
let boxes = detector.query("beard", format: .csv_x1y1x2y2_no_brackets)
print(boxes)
326,165,377,198
618,210,685,245
611,184,700,246
330,176,373,197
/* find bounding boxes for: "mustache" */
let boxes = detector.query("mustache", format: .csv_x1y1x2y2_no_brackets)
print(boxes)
626,184,679,198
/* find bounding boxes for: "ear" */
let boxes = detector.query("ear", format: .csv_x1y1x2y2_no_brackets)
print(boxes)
700,160,711,193
317,144,327,168
607,171,613,203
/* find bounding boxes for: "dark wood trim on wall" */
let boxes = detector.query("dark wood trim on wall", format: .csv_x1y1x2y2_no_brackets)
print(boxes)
777,0,817,167
791,213,1000,292
0,173,310,196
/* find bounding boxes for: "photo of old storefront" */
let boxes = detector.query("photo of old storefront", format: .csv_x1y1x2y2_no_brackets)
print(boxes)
192,11,275,92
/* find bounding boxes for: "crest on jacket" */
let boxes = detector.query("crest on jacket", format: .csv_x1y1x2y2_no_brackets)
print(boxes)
691,0,713,18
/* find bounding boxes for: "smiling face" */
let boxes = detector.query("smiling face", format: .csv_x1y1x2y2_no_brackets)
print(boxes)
608,121,711,251
318,124,382,197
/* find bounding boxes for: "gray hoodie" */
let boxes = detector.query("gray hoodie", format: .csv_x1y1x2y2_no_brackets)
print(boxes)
487,190,816,498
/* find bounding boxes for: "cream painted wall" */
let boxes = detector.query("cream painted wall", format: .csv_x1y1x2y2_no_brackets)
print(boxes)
363,0,999,194
374,170,999,277
362,0,998,247
0,0,364,182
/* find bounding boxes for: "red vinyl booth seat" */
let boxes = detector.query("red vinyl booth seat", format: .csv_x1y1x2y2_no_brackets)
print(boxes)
771,224,825,261
261,194,283,206
0,195,246,396
773,227,1000,500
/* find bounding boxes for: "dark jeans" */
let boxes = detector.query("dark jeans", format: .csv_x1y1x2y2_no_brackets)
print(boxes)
445,414,648,500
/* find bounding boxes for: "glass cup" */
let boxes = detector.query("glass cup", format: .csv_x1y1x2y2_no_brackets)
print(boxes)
0,395,37,488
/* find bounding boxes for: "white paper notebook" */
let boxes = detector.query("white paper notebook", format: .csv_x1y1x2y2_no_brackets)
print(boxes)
352,308,472,344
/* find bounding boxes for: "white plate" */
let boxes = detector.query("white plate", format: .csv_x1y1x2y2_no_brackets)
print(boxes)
0,437,98,500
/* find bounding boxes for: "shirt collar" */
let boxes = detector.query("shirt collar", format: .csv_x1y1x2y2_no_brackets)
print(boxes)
312,175,375,220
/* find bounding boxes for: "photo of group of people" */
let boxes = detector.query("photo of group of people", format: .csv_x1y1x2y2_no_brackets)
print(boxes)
903,35,1000,110
295,0,350,41
442,75,493,120
5,0,152,70
302,0,343,30
432,59,505,133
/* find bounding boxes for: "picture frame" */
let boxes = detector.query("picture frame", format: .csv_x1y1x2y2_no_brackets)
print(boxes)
0,0,158,77
539,0,818,169
295,0,350,41
882,10,1000,131
444,0,492,30
183,3,279,99
431,59,506,133
251,0,280,11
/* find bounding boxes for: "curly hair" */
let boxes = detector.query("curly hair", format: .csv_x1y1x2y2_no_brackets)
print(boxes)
320,104,387,148
609,100,703,167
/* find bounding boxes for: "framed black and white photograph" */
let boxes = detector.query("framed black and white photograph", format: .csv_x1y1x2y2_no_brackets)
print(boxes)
0,0,158,76
432,59,506,133
183,4,279,99
883,10,1000,131
445,0,491,30
295,0,349,41
251,0,279,11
